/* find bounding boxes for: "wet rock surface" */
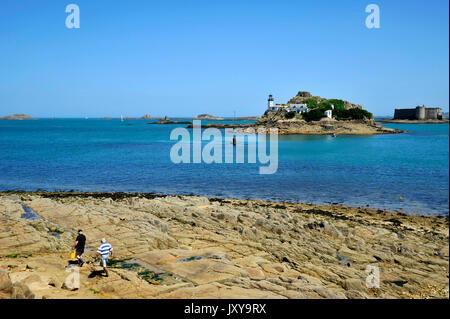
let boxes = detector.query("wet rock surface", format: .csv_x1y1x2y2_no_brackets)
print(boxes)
0,192,448,299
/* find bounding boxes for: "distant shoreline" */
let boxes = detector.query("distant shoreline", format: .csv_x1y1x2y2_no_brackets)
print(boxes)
378,118,449,124
4,117,449,124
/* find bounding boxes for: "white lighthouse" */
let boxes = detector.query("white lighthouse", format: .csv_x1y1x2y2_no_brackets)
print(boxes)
268,94,274,108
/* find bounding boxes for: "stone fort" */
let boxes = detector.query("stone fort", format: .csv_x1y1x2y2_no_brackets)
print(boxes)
394,105,443,120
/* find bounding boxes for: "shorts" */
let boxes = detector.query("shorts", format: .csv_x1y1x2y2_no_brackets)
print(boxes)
76,248,84,256
100,254,109,267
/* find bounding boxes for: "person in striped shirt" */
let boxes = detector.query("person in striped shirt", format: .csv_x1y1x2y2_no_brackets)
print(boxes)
96,238,113,277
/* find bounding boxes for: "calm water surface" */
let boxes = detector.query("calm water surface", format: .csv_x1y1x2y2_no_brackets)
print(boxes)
0,119,448,215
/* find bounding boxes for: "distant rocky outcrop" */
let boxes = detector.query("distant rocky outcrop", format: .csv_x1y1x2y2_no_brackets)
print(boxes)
148,119,191,125
0,114,35,120
140,114,153,120
296,91,312,98
195,114,224,120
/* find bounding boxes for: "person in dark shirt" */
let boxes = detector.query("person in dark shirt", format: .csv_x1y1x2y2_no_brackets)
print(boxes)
73,229,86,267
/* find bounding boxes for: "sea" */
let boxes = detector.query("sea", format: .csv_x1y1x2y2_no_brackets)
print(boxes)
0,118,448,216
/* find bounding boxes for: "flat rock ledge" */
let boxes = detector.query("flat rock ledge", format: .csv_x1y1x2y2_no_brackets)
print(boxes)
187,119,404,135
0,191,448,299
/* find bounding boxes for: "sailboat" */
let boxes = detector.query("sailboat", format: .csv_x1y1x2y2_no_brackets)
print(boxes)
121,115,124,122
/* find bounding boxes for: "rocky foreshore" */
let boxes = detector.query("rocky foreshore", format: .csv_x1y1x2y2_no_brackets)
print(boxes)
188,119,404,135
0,191,448,299
246,118,405,135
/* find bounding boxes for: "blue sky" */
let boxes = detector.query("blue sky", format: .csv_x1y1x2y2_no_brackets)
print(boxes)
0,0,448,117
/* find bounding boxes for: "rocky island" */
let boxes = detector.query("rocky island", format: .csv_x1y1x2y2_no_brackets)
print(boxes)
194,114,225,120
0,114,35,120
140,114,154,120
0,191,448,299
148,119,191,125
190,92,404,135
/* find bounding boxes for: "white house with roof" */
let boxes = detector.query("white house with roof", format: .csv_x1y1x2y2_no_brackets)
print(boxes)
324,104,334,118
288,104,310,114
267,95,310,113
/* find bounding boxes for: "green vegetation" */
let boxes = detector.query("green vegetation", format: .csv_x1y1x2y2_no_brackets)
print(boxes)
6,253,19,258
303,108,325,121
109,259,162,284
285,111,296,119
278,93,373,121
302,98,373,122
108,259,141,271
322,99,345,110
89,288,100,294
137,269,163,285
302,98,319,109
108,258,182,285
335,108,373,120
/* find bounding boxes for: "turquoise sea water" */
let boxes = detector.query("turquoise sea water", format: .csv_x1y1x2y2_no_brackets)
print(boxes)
0,119,448,215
